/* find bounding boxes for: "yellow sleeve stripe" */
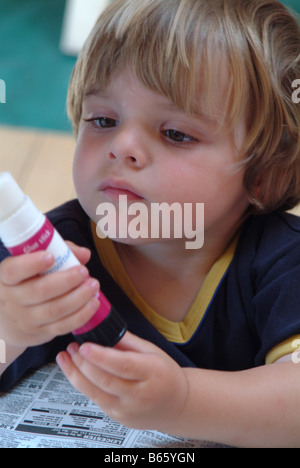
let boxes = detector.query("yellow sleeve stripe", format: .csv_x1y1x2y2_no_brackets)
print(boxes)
265,335,300,364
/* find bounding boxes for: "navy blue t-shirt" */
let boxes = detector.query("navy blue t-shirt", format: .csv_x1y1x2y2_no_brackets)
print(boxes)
0,200,300,391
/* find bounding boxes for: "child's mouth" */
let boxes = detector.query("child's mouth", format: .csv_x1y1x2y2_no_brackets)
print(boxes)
99,179,144,201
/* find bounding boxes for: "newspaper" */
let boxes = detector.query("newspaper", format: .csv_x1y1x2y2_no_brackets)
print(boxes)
0,363,222,448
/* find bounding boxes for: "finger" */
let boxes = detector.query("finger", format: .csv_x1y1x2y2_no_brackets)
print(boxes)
0,243,90,287
66,343,137,398
78,340,150,381
115,331,162,354
15,265,95,306
43,297,100,339
0,251,54,285
56,350,119,409
31,278,100,327
66,242,91,265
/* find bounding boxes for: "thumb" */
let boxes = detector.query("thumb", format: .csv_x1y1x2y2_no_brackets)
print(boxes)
115,331,161,354
66,241,91,265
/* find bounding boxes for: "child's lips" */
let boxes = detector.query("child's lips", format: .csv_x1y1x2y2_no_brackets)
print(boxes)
99,179,144,201
102,186,144,201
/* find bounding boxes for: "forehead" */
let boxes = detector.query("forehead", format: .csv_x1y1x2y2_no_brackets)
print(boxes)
83,59,235,127
70,0,255,138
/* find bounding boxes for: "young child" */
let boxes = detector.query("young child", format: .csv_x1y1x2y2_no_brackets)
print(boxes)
1,0,300,447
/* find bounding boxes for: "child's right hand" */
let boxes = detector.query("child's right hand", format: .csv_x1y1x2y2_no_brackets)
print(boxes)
0,242,100,349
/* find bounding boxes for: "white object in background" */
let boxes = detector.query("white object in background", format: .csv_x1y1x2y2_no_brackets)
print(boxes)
60,0,112,56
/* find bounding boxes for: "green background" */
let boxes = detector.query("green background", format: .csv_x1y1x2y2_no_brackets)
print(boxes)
0,0,76,132
0,0,299,133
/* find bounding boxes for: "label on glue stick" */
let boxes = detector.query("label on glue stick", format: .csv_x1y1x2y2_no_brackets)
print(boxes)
7,218,80,273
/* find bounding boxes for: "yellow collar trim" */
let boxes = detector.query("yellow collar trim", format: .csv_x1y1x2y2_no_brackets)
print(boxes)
91,222,239,343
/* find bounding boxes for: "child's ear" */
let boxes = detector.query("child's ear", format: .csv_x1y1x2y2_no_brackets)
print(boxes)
246,166,293,213
245,177,263,211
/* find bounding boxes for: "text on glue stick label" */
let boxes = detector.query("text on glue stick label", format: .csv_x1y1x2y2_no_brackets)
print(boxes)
8,219,55,256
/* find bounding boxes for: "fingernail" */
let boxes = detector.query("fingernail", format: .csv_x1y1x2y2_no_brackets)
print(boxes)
79,266,89,278
67,342,80,356
79,343,91,358
43,253,54,266
87,278,99,292
56,352,66,367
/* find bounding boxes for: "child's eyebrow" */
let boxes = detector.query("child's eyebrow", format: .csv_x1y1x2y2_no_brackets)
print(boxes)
83,88,218,128
159,102,218,127
84,88,106,98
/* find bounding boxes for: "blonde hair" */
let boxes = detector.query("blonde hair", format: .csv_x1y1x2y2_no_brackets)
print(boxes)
67,0,300,213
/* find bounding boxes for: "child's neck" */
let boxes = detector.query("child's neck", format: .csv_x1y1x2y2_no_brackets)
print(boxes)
115,228,238,322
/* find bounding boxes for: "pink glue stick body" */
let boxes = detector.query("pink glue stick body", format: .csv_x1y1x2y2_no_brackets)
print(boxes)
0,172,126,346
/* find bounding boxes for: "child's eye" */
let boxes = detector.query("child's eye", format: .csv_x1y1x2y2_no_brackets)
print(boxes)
164,129,198,144
84,117,118,128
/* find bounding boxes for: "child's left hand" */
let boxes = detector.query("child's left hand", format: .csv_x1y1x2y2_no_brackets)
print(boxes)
56,332,189,431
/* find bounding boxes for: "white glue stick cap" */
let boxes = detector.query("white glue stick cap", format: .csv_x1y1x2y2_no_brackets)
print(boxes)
0,172,44,248
0,172,26,221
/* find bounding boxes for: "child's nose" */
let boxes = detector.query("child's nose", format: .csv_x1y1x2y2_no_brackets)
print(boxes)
107,125,149,168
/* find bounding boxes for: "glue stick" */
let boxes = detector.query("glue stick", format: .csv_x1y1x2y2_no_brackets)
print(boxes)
0,172,126,346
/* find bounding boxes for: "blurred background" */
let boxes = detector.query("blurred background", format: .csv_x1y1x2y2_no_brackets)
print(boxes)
0,0,112,212
0,0,299,214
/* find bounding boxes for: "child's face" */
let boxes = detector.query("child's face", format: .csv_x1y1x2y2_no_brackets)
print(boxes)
73,68,249,245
